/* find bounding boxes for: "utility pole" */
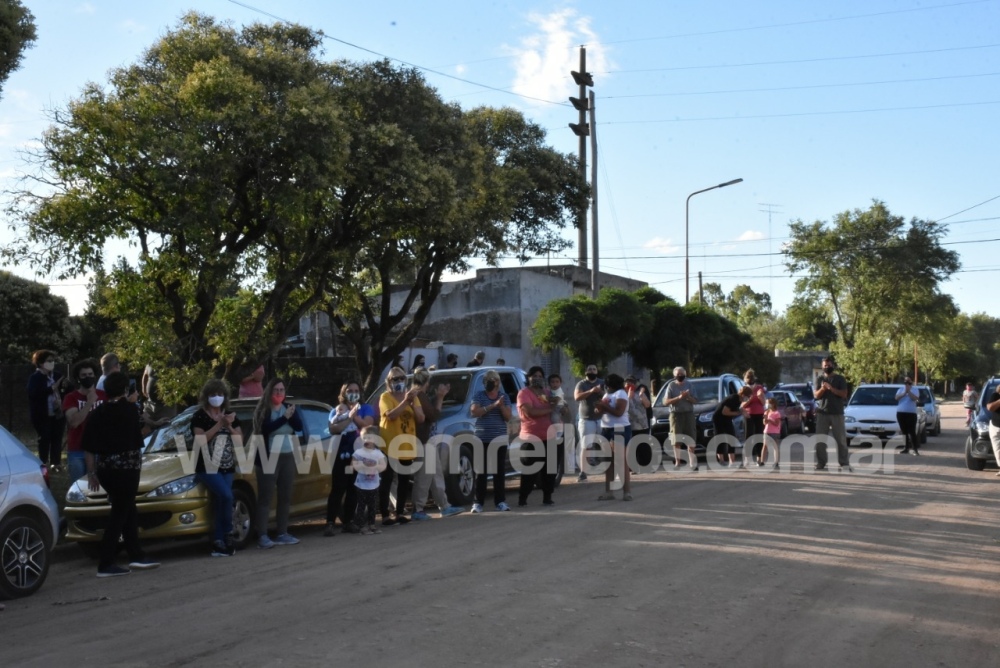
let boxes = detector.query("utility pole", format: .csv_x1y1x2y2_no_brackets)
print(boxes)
569,47,593,270
758,203,783,298
589,90,598,298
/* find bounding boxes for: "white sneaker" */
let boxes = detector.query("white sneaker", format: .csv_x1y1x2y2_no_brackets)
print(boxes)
496,502,511,512
471,503,483,514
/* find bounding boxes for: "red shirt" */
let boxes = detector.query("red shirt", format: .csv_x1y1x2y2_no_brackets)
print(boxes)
62,389,108,452
517,387,552,441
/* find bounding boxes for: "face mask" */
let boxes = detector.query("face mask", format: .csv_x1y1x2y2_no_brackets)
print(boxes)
346,392,360,403
530,377,544,389
43,361,55,372
392,382,406,393
676,375,686,382
208,395,225,407
79,376,96,389
271,391,286,405
484,380,497,392
586,373,597,381
823,367,833,374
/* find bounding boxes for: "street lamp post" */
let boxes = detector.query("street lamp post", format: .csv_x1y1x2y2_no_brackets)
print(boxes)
685,178,743,304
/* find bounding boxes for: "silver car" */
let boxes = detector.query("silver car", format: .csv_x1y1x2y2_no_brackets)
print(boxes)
1,425,60,599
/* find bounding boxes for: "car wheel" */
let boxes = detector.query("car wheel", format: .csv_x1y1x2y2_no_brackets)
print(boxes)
780,419,788,439
965,436,986,471
932,419,940,437
445,444,475,507
920,427,927,444
0,514,52,600
231,486,255,548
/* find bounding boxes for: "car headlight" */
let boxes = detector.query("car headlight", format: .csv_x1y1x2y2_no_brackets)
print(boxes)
698,412,712,423
66,482,88,503
147,474,198,498
844,416,857,423
974,420,989,435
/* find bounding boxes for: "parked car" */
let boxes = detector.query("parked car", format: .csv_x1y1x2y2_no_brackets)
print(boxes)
844,384,927,446
915,385,940,436
64,397,335,552
765,390,806,437
369,366,563,506
650,374,745,457
1,425,60,599
965,376,1000,471
773,383,816,432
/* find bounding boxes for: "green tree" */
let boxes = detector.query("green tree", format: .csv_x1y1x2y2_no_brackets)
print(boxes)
323,83,587,393
0,0,35,98
531,288,647,376
629,287,687,385
0,271,78,363
4,14,352,399
784,200,959,382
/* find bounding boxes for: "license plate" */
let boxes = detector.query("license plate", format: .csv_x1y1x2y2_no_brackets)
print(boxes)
868,426,885,433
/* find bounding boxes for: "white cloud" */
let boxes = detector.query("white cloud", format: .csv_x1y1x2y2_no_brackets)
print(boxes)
505,9,610,105
75,3,96,14
455,64,467,75
643,236,680,254
737,230,765,241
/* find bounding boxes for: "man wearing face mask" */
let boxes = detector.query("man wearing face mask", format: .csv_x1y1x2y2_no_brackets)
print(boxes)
663,366,698,470
573,364,604,481
63,359,108,482
813,357,850,471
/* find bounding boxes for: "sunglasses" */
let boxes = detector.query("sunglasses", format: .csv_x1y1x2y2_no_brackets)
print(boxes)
390,377,406,382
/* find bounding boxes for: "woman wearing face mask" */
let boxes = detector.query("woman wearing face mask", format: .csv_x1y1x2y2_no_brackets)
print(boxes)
595,374,632,500
470,369,512,513
325,381,375,535
252,378,305,548
517,366,556,507
379,366,424,525
27,349,66,470
191,379,242,557
741,369,767,466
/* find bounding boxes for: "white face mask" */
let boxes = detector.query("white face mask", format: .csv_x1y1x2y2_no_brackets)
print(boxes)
43,361,55,372
208,395,225,408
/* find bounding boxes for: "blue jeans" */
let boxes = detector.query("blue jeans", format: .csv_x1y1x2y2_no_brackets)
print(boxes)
196,472,234,542
67,451,86,483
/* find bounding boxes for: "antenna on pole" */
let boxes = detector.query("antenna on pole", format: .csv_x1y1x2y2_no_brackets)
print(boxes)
758,203,783,298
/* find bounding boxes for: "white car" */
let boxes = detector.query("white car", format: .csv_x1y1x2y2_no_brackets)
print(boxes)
915,385,940,436
1,425,60,599
845,384,927,447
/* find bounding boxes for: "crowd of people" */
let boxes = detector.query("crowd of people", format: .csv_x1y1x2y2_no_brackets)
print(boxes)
24,348,988,578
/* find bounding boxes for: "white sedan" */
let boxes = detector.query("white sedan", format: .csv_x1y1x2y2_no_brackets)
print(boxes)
844,384,927,447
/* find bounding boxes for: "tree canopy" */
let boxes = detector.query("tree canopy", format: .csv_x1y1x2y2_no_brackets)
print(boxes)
3,13,584,398
0,0,35,98
0,271,77,364
783,200,960,382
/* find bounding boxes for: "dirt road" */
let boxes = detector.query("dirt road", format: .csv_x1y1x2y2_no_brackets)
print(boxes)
3,402,999,667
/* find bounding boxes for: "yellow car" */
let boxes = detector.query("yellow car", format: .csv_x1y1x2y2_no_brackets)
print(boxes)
64,398,336,553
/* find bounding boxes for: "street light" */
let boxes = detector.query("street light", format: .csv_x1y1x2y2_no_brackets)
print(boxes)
685,178,743,304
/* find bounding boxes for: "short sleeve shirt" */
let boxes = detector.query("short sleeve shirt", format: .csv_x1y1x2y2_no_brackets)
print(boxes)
713,393,741,428
666,381,694,413
575,378,604,420
63,389,108,452
815,373,848,415
379,393,417,460
517,388,552,440
472,390,510,442
191,408,242,474
600,389,631,429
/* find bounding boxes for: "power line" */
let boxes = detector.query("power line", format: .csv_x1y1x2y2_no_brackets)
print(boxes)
607,43,1000,74
601,72,1000,100
225,0,568,106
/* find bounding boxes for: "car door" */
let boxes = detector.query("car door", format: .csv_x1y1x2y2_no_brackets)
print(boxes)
289,404,334,514
0,441,10,508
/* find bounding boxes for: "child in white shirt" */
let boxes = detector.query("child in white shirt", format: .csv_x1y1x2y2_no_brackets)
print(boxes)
352,425,387,535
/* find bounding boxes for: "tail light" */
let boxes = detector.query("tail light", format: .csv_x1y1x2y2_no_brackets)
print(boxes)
41,464,51,488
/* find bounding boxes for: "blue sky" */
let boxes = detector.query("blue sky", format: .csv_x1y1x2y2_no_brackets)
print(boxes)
1,0,998,318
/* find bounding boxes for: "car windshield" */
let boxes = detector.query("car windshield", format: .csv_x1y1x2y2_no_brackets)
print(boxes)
849,387,900,407
789,386,814,401
917,388,933,404
430,372,475,419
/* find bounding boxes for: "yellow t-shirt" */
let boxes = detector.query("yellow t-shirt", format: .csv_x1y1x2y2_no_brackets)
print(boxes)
379,392,417,460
